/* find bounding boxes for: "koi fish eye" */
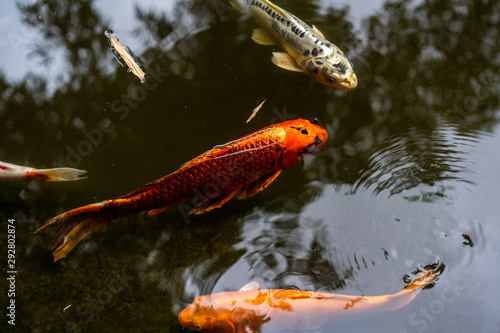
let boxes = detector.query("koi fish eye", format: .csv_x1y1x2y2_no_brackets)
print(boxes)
194,324,203,330
314,135,323,145
301,136,323,155
327,76,336,83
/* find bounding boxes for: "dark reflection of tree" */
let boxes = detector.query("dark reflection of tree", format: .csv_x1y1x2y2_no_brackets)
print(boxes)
316,0,500,193
133,6,173,43
0,0,498,332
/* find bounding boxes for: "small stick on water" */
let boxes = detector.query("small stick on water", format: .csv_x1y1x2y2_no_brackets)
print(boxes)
63,304,72,312
107,32,145,81
246,99,267,123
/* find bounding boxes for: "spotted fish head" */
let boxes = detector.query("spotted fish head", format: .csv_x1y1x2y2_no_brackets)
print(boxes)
277,119,328,168
303,55,357,91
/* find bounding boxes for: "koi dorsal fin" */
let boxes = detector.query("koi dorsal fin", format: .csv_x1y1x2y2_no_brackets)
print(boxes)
273,289,313,299
252,28,277,45
119,145,235,200
179,145,233,171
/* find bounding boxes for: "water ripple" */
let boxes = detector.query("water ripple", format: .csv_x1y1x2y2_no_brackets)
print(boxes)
353,121,484,202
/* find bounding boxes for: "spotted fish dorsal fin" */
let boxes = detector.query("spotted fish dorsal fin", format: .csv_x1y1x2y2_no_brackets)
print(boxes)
311,25,325,38
229,1,242,12
252,28,277,46
261,0,290,19
271,52,303,72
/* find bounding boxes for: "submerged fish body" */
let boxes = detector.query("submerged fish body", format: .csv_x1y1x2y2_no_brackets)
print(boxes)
0,161,86,182
179,269,438,333
232,0,357,90
37,119,327,261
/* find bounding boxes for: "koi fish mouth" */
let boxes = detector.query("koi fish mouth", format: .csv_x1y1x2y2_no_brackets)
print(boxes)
339,74,358,91
300,135,324,156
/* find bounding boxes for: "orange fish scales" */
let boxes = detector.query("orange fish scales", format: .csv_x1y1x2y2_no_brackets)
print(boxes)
37,119,327,261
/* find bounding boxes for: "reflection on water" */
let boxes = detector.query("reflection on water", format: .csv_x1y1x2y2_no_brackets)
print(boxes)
353,121,482,201
1,0,500,332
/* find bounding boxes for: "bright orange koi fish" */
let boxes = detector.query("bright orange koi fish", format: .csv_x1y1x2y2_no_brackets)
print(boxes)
37,119,327,261
178,268,439,333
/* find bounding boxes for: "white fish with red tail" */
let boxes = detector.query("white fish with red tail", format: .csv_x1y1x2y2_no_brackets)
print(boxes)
0,161,86,182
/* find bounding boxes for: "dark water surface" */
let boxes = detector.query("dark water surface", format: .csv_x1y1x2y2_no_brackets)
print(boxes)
1,0,500,332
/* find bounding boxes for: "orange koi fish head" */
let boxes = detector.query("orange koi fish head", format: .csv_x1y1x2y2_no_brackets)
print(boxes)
277,119,328,169
178,292,268,333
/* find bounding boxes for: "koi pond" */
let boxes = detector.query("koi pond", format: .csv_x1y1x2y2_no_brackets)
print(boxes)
1,0,500,332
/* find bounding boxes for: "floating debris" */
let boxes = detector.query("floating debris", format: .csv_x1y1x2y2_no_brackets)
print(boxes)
246,99,266,123
63,304,72,312
105,30,145,82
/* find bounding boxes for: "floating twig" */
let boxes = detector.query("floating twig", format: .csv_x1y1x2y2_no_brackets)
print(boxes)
106,31,145,82
246,99,267,123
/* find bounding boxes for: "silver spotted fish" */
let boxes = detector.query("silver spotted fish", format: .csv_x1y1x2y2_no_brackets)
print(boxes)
231,0,358,90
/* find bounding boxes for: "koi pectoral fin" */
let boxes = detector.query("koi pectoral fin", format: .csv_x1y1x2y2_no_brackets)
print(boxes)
189,190,239,215
237,170,282,200
251,28,277,45
271,52,303,73
147,206,170,217
239,281,261,291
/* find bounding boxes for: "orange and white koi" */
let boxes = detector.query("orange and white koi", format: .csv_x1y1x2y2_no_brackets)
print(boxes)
0,160,86,182
37,119,327,261
231,0,357,90
178,268,439,333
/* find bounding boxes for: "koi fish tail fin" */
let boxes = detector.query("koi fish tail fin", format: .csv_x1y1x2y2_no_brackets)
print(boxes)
36,202,108,261
404,268,438,291
36,167,87,181
387,268,440,311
